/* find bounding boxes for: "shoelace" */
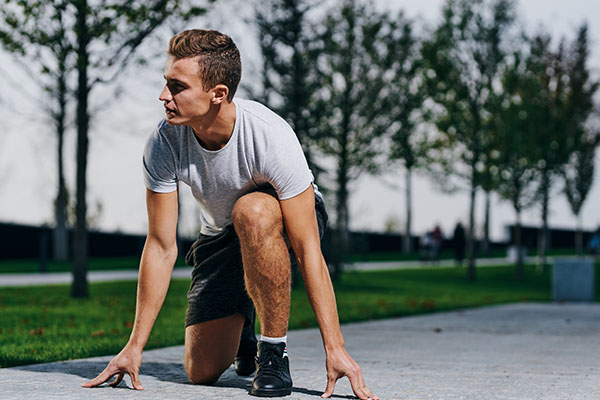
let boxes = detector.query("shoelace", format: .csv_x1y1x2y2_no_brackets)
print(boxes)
256,350,284,377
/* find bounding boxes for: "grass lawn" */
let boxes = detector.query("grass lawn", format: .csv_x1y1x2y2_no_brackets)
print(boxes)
1,263,597,368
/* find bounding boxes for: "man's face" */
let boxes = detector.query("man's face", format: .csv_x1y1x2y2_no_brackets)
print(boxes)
159,56,212,126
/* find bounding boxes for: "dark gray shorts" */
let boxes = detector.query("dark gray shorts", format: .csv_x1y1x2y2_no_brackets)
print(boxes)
184,193,328,328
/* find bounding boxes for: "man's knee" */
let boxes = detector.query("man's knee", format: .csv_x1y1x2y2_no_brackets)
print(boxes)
185,360,226,385
231,192,283,239
183,315,245,385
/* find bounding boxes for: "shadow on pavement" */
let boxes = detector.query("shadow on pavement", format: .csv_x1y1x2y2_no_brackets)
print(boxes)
292,387,356,399
14,361,191,384
13,360,342,397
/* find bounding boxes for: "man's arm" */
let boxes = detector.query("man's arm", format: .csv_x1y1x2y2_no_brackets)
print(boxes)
280,186,378,400
82,189,179,390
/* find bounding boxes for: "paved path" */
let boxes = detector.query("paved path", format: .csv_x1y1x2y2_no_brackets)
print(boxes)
0,267,194,287
0,257,548,287
2,303,599,399
344,256,549,271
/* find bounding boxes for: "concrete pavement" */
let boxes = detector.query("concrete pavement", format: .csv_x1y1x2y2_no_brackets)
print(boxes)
2,303,599,399
0,267,195,287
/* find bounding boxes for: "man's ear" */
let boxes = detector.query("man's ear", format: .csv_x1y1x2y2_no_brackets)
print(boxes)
212,84,229,104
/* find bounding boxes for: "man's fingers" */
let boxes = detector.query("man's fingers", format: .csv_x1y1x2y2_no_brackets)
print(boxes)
320,376,337,398
108,373,124,388
131,370,144,390
81,368,115,388
348,372,378,400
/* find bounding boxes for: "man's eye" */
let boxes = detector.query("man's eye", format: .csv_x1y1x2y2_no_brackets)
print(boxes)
169,84,185,94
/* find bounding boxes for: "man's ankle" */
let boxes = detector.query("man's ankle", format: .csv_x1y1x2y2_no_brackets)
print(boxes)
260,334,287,344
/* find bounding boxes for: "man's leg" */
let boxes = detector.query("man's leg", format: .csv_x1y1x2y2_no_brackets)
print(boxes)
184,314,246,385
232,191,290,338
232,192,293,396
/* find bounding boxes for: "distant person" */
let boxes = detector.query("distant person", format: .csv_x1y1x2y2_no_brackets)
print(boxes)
420,231,434,262
452,222,465,265
82,29,376,399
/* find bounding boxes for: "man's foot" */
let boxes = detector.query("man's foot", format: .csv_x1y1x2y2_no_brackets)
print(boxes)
249,341,292,397
235,315,258,376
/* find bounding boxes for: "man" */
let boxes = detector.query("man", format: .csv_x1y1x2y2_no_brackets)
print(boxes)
83,29,377,400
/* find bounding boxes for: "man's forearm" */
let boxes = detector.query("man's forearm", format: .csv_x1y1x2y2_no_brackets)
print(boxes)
297,251,345,352
127,239,178,351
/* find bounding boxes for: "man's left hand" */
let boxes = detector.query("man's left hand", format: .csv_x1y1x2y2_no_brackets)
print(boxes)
321,348,378,400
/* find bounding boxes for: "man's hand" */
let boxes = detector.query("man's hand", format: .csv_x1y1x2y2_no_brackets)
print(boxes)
322,348,378,400
81,344,144,390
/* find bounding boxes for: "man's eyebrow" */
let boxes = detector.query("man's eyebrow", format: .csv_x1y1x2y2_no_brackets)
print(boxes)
164,76,188,85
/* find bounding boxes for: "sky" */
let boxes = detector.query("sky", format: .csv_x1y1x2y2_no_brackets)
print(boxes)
0,0,599,243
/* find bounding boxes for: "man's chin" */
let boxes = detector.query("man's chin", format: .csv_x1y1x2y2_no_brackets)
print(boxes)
165,115,182,125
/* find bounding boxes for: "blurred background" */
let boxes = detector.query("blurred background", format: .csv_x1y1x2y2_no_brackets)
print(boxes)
0,0,599,280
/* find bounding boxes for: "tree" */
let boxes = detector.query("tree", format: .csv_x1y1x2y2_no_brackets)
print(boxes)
563,138,598,254
2,0,214,297
0,0,73,261
384,12,429,254
255,0,324,178
421,0,515,280
311,0,392,278
524,33,570,270
491,48,539,279
561,24,600,255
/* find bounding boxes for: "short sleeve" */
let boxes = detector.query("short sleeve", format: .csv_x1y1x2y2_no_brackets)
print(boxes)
142,123,178,193
262,124,313,200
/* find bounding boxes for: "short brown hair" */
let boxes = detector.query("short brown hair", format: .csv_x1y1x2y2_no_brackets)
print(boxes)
168,29,241,102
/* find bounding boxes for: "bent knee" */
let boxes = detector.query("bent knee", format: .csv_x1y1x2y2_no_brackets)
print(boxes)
232,192,282,235
185,362,226,385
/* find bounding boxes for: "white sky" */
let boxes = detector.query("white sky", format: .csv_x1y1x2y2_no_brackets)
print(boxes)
0,0,599,242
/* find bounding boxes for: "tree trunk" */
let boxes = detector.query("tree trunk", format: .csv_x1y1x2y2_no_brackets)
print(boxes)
575,213,583,256
482,190,491,256
403,166,412,253
537,173,550,272
467,181,477,281
333,136,349,282
72,0,89,298
515,210,523,280
53,48,69,262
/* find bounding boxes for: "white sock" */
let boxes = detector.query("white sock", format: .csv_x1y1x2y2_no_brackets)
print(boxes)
260,335,288,357
260,334,287,344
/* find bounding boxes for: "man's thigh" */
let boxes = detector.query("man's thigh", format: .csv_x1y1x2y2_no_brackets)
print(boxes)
184,313,246,384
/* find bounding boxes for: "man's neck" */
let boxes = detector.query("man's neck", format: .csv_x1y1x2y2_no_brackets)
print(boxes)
191,100,236,151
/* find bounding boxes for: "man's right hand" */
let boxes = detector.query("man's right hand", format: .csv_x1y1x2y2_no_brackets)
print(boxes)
81,344,144,390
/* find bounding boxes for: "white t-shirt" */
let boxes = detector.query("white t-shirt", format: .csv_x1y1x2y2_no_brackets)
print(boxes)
143,98,319,236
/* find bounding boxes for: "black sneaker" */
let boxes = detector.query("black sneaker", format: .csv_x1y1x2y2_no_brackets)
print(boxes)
235,311,258,376
249,341,292,397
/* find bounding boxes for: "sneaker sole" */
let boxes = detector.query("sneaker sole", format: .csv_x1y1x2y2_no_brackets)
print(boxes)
249,387,292,397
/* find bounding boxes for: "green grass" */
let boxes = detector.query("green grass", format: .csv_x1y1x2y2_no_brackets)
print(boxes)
1,263,597,368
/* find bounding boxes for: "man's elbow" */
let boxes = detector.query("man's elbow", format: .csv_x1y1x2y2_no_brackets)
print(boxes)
144,236,178,261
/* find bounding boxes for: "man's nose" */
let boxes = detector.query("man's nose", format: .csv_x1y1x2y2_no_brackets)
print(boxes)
159,85,172,102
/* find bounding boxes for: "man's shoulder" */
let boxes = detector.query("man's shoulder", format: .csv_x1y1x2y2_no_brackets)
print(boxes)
235,98,290,130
